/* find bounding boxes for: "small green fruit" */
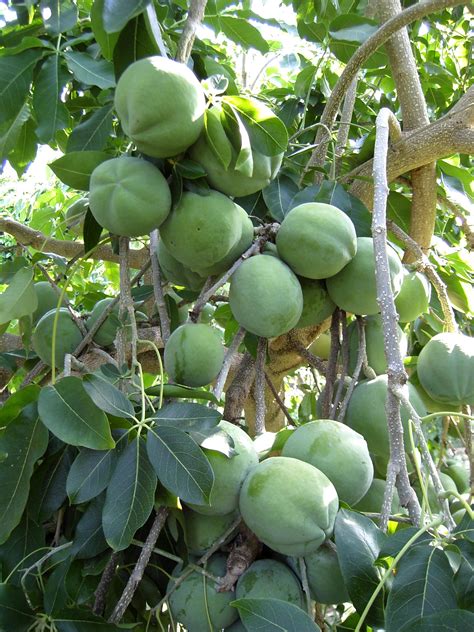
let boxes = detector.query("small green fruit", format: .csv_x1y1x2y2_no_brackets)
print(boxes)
32,281,65,324
182,506,237,555
156,241,206,292
296,279,336,329
304,544,350,604
354,478,401,514
395,269,431,322
85,298,120,347
33,308,83,367
236,559,304,608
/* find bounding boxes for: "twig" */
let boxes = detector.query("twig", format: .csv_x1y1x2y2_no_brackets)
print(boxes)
212,327,246,402
298,558,314,618
330,311,349,419
254,337,267,435
93,552,120,616
264,372,294,426
175,0,208,64
216,524,262,592
288,331,327,373
322,311,341,419
463,406,473,501
223,352,255,423
337,317,367,422
116,237,138,368
335,77,358,176
149,230,171,344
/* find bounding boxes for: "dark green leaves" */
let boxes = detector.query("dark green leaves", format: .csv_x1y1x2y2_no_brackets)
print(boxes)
38,376,115,450
67,104,114,152
150,402,222,431
33,54,71,143
49,151,112,190
0,584,35,631
63,52,115,89
399,610,474,631
83,373,135,419
329,15,386,68
102,0,152,34
40,0,78,35
263,175,299,222
67,446,120,504
232,598,321,631
0,266,37,324
219,16,269,54
0,49,43,126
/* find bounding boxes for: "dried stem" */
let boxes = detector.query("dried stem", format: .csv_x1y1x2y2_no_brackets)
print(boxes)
175,0,208,64
337,317,366,422
330,312,349,419
463,406,473,501
322,311,341,419
335,77,358,176
254,337,267,435
93,552,120,616
117,237,138,368
288,331,327,373
149,230,171,344
213,327,246,401
223,352,255,424
216,524,262,592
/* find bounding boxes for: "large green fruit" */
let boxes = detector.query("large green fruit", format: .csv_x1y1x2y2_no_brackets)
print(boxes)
114,56,206,158
395,269,431,322
164,323,224,387
441,461,470,494
282,419,373,506
189,105,283,197
156,240,206,291
296,279,336,329
32,281,65,324
236,559,304,608
89,157,171,237
326,237,403,315
417,332,474,407
413,472,457,513
182,506,237,555
345,375,427,460
229,255,303,338
85,298,120,347
33,308,83,367
309,332,331,359
353,478,400,513
65,197,89,236
187,420,258,516
159,190,243,271
167,553,238,630
347,314,408,376
239,456,339,556
276,203,357,279
304,544,350,604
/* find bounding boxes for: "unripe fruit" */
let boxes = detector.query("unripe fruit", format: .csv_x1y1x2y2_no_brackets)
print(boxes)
304,544,350,604
182,506,237,555
229,255,303,338
441,461,470,494
32,281,65,324
164,323,224,387
276,203,357,279
89,157,171,237
236,559,304,608
395,269,431,322
309,332,331,359
354,478,401,514
282,419,374,506
33,308,83,367
156,240,206,292
114,56,206,158
85,298,120,347
239,456,339,556
296,279,336,329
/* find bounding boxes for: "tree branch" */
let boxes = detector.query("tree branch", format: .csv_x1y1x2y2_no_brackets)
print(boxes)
175,0,208,64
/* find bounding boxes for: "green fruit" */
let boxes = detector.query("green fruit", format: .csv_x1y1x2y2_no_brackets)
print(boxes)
304,544,350,604
309,332,331,359
65,197,89,236
276,203,357,279
354,478,400,513
200,303,215,324
236,559,304,608
32,281,65,324
167,553,238,630
226,621,246,631
89,157,171,237
296,279,336,329
229,255,303,338
417,332,474,407
413,472,457,512
85,298,120,347
347,314,408,376
345,375,427,460
441,462,470,494
164,323,224,387
282,419,373,506
33,308,83,367
395,269,431,322
239,456,339,556
157,240,206,291
412,379,461,414
187,420,258,516
182,506,237,555
326,237,403,315
114,56,206,158
159,190,243,271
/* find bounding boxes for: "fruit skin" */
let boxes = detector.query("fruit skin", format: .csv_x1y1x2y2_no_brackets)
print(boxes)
395,269,431,323
276,203,357,279
417,332,474,407
296,279,336,329
226,621,246,631
229,255,303,338
156,240,206,291
89,156,171,237
326,237,403,315
167,553,238,630
159,190,243,271
33,308,83,367
282,419,373,506
182,506,237,555
309,332,331,359
345,375,427,460
354,478,401,513
236,559,304,608
239,456,339,557
347,314,407,376
32,281,65,324
114,56,206,158
187,420,258,516
441,461,470,494
413,472,457,512
85,298,120,347
164,323,224,387
304,544,350,604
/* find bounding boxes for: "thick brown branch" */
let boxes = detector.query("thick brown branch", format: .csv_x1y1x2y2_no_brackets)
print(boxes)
175,0,208,63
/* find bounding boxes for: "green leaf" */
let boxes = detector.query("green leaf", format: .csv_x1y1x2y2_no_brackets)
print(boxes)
91,0,120,60
454,540,474,610
63,51,115,89
33,54,71,143
54,608,127,630
0,516,45,586
28,447,73,522
146,383,220,404
378,527,433,558
232,597,321,631
8,116,38,175
0,102,31,159
67,440,123,505
223,95,288,157
40,0,78,35
102,0,152,34
311,181,372,237
147,425,214,505
329,15,386,68
44,556,72,615
0,49,43,126
67,104,114,152
174,159,208,180
221,102,253,177
219,16,269,53
83,373,135,419
0,385,40,426
71,495,108,560
49,151,112,190
334,509,386,628
150,402,222,430
0,404,49,544
0,36,51,58
0,584,35,631
0,266,37,325
102,437,157,551
399,609,474,631
385,545,457,632
191,427,236,457
262,175,299,222
38,376,115,450
113,14,158,79
83,208,104,253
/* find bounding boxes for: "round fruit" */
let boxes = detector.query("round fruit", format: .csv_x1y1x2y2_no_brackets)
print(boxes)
187,420,258,516
239,456,339,556
304,544,350,604
114,56,206,158
412,379,461,414
167,553,238,630
157,240,206,291
89,157,171,237
229,255,303,338
276,203,357,279
395,269,431,323
309,332,331,359
354,478,401,513
441,461,469,494
417,332,474,407
345,375,427,460
282,419,373,506
85,298,120,347
296,279,336,329
33,308,83,367
65,197,89,236
226,621,246,632
159,190,243,271
347,314,408,376
326,237,403,315
236,559,304,608
32,281,65,324
182,507,237,555
164,323,224,387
